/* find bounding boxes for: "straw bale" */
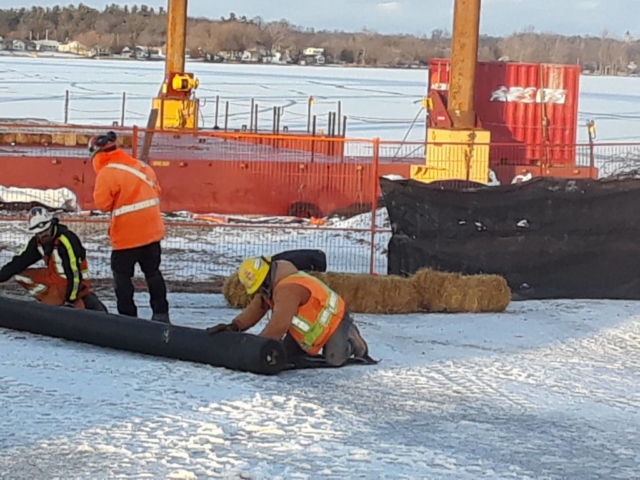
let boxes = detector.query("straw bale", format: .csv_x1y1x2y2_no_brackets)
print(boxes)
222,268,510,314
315,272,421,314
76,133,91,146
51,133,66,145
222,273,253,309
222,271,421,314
0,133,16,144
16,133,40,145
412,268,511,313
120,135,133,148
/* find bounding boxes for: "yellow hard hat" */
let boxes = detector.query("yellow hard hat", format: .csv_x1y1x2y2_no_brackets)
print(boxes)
238,256,272,295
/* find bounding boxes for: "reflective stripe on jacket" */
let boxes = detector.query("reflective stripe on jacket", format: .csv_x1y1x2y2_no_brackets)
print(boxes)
93,149,165,250
0,222,92,303
277,272,346,355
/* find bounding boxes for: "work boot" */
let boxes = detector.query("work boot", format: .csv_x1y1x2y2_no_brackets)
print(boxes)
151,312,171,324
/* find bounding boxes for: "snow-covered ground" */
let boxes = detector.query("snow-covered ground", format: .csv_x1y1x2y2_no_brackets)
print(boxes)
1,57,639,143
1,292,639,479
1,58,638,478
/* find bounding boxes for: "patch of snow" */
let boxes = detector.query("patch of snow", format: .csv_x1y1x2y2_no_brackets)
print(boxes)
381,174,406,181
0,186,80,211
0,293,638,478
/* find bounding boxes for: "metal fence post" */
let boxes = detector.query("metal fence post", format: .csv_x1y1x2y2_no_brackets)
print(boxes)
369,138,381,275
64,90,69,123
132,125,139,158
121,92,126,126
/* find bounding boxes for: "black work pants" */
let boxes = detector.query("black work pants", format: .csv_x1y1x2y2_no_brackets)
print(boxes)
111,241,169,317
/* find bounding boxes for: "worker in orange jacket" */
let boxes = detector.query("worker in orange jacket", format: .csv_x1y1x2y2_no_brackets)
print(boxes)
0,207,107,311
89,131,170,324
206,256,374,367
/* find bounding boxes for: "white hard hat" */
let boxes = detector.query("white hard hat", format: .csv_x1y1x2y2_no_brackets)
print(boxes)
27,207,53,234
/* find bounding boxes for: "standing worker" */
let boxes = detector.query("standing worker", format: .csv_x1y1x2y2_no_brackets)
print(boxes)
89,131,170,324
0,207,107,311
206,256,374,367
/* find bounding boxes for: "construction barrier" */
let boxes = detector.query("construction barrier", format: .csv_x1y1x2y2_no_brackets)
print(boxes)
0,122,639,292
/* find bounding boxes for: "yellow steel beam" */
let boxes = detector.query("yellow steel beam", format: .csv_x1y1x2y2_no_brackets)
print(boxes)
165,0,187,77
448,0,482,129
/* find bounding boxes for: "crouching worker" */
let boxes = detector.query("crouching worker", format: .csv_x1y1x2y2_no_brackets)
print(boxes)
0,207,107,312
207,256,374,367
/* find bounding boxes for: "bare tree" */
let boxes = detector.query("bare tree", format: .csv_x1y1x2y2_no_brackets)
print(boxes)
0,5,637,70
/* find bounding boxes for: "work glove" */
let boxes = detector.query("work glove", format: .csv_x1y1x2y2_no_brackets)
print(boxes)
205,322,240,335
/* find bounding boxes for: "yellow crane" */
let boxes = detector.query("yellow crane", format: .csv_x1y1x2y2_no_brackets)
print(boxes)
154,0,490,189
418,0,491,184
153,0,199,129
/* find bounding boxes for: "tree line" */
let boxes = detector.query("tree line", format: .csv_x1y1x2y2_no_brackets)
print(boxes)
0,4,638,72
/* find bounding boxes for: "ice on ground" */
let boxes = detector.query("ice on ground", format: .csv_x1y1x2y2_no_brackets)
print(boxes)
0,293,639,479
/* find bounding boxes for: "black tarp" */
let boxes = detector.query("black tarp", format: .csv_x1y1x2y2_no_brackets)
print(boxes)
0,296,287,375
381,176,640,300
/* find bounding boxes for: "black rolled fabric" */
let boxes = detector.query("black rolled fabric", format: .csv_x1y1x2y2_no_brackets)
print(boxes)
0,296,287,375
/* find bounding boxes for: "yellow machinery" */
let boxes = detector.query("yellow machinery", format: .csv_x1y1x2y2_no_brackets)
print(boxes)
153,0,199,129
410,0,491,184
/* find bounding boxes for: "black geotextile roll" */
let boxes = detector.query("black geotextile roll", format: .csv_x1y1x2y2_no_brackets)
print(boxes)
0,296,287,375
381,176,640,300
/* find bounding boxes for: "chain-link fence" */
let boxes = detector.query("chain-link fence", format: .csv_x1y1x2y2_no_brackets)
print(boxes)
1,121,638,294
0,211,391,293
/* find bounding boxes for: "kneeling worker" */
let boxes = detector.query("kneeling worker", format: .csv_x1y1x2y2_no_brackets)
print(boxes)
207,256,373,367
0,207,107,311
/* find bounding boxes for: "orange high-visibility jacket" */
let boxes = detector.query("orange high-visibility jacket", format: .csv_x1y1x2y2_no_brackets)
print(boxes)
93,149,165,251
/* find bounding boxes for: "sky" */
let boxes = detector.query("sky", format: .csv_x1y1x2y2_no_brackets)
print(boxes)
0,0,636,38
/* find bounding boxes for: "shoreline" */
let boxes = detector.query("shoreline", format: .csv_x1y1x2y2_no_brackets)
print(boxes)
1,52,637,78
0,51,429,70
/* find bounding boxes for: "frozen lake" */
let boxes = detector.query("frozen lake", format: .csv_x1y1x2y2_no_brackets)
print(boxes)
1,56,639,143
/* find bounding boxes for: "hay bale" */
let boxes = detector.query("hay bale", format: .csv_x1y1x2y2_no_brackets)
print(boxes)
221,270,421,314
315,272,421,314
63,133,77,147
221,268,510,314
412,268,511,313
76,134,91,146
0,133,17,144
16,133,40,145
120,135,133,148
51,133,66,145
222,273,253,308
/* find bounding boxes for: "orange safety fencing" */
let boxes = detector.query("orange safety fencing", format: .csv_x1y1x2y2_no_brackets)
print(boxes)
1,121,640,291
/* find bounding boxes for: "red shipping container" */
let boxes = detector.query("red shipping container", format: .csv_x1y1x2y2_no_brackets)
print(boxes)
428,59,581,166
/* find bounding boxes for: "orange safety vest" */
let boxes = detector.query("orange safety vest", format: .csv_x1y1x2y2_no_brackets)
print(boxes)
277,272,346,355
